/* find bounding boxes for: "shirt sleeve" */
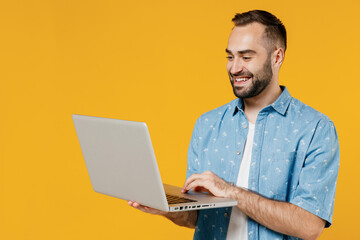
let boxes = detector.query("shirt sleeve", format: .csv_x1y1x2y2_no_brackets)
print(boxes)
186,118,201,179
290,118,340,227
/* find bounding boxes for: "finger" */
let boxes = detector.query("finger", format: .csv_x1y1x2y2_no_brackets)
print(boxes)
182,178,200,193
134,202,152,213
129,201,166,215
182,173,200,188
187,178,222,196
129,201,142,209
128,201,145,210
182,172,214,193
128,200,137,207
133,201,141,207
185,178,208,192
144,206,166,215
182,173,205,192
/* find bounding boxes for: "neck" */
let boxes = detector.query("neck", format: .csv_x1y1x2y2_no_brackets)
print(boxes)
243,82,282,124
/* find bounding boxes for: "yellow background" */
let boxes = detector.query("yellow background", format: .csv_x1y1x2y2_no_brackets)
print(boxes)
0,0,359,239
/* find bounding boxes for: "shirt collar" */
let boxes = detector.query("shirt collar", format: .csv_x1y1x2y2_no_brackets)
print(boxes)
270,86,292,115
232,86,292,116
233,99,243,116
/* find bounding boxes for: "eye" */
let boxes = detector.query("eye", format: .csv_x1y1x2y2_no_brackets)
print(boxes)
226,56,233,60
243,56,251,61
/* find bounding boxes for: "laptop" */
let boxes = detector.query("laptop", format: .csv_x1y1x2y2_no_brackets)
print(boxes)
72,114,237,212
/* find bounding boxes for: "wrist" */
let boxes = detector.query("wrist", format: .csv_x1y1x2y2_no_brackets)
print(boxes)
226,184,239,199
163,211,173,218
163,211,180,220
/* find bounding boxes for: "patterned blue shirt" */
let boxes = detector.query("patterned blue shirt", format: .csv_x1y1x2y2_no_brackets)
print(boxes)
186,86,340,240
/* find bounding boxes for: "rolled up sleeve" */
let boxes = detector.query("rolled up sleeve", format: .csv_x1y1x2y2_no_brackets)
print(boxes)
290,119,340,227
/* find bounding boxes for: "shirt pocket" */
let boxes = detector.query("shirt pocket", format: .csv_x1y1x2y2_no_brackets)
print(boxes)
259,151,300,201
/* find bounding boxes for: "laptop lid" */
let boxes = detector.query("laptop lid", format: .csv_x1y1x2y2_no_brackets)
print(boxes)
73,114,238,212
72,114,169,211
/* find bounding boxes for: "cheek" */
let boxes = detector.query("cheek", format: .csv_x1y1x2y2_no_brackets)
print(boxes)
246,63,261,74
226,62,232,72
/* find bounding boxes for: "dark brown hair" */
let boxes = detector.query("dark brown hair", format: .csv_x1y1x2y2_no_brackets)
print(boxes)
232,10,287,52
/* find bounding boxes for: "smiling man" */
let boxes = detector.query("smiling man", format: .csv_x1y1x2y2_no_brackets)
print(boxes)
129,10,340,240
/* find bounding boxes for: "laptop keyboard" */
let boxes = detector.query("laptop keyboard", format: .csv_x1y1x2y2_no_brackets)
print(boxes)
166,194,197,204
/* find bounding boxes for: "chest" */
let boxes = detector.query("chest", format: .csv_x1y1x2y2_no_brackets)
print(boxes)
196,115,313,199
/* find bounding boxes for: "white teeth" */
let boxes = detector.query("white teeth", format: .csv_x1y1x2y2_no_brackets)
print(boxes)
235,77,249,82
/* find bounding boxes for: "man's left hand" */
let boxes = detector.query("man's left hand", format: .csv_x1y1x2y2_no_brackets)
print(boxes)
182,171,235,198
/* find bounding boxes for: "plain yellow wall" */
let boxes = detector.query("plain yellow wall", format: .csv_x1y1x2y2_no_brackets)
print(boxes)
1,0,359,239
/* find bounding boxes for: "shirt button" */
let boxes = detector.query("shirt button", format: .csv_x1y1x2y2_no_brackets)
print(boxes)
224,213,228,218
236,151,241,155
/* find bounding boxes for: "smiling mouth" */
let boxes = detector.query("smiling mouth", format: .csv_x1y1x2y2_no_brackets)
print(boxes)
234,76,251,86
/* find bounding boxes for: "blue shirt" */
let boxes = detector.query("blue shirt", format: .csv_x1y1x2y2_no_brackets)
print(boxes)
186,87,340,240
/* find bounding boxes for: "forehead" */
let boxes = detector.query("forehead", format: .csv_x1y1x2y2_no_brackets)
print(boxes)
227,23,267,53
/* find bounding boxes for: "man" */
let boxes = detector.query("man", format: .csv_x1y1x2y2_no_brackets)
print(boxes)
129,10,340,240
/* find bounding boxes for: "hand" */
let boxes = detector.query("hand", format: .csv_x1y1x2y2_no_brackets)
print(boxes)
182,170,235,198
128,200,198,229
128,201,168,216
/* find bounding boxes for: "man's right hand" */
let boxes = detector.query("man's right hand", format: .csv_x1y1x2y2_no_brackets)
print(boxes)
128,201,167,216
127,200,198,228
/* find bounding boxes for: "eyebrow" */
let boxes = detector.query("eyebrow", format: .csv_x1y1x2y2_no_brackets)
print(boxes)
225,49,257,55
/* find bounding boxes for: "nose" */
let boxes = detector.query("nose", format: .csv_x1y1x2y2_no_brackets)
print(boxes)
229,58,244,75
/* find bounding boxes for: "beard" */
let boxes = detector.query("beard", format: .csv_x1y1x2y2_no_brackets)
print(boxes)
229,55,273,99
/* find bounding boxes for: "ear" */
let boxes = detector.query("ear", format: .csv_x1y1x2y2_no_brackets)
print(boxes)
273,48,285,67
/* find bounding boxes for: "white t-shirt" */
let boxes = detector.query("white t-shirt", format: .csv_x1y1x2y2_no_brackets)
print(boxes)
226,122,255,240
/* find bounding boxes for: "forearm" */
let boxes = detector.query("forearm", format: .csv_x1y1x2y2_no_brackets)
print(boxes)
163,210,198,228
230,187,325,240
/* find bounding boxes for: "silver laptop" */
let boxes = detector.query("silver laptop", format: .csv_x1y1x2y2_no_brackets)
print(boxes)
72,114,237,212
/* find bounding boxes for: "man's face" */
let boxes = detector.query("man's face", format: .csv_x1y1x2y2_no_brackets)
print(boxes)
226,23,273,99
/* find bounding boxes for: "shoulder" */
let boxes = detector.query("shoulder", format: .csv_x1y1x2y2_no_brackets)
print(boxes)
288,96,334,126
195,99,239,126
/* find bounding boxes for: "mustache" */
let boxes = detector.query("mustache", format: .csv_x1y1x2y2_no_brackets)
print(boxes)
229,72,254,78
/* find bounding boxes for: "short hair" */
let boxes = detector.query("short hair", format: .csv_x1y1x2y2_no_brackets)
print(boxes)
232,10,287,53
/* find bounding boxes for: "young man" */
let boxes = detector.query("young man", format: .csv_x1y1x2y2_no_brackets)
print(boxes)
129,10,340,240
